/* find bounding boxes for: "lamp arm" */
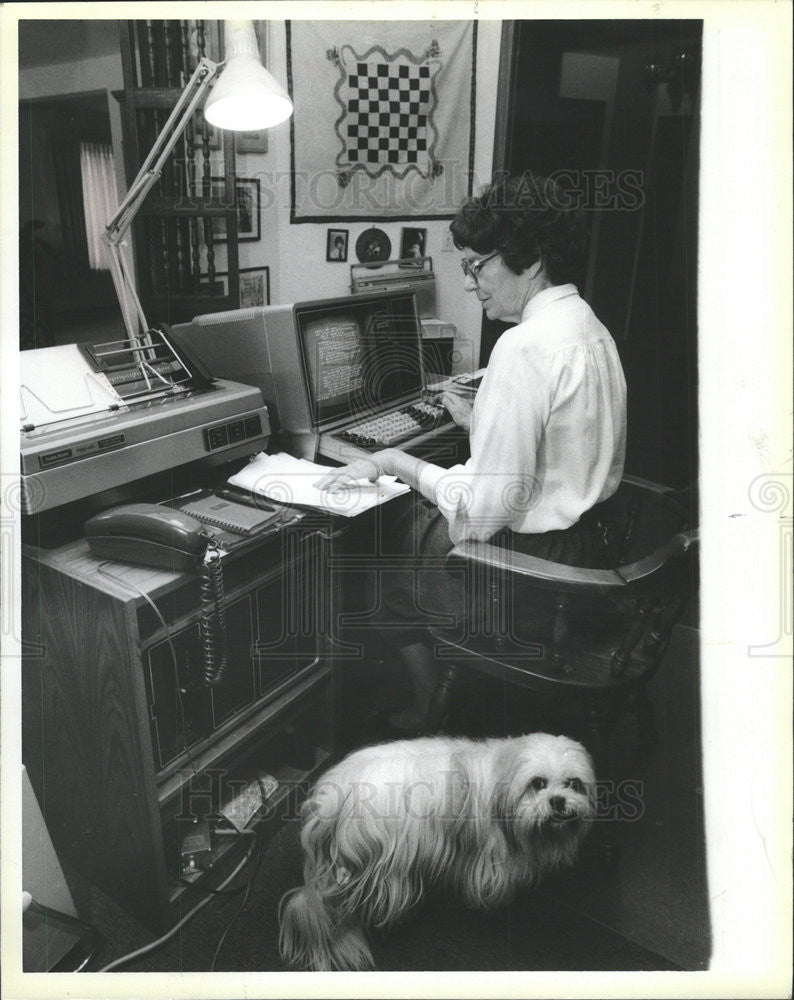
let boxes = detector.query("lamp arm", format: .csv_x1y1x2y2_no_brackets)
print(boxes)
102,56,223,342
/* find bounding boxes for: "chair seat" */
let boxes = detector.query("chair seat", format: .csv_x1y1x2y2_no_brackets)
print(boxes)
429,477,695,698
425,477,697,860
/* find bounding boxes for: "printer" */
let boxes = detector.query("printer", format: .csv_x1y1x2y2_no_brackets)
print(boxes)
19,334,270,519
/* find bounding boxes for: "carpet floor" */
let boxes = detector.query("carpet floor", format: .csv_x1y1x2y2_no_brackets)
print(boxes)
79,820,678,974
66,623,707,975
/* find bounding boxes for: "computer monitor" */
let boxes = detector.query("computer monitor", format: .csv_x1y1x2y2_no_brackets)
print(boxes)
170,291,423,457
295,293,423,427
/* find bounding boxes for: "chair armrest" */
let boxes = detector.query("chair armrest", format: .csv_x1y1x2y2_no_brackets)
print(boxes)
620,474,676,494
447,528,698,595
446,541,627,593
617,529,699,585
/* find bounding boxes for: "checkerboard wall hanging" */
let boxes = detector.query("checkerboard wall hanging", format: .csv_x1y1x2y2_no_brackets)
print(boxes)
286,21,477,222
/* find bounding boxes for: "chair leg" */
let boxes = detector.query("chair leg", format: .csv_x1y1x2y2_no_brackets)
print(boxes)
424,664,460,733
584,698,619,865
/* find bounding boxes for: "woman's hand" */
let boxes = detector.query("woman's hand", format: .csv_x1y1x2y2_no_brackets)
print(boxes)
313,451,394,492
440,390,474,432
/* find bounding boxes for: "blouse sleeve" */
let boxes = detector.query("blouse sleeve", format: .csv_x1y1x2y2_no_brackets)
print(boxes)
424,332,553,543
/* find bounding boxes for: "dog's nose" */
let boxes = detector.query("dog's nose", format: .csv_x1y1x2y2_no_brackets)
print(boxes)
550,795,567,814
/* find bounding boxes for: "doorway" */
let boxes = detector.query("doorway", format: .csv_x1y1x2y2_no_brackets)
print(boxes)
487,19,701,489
19,91,126,350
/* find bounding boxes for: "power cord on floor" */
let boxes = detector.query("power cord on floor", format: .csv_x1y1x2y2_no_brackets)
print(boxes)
208,778,271,971
208,824,266,971
178,829,256,895
97,839,254,973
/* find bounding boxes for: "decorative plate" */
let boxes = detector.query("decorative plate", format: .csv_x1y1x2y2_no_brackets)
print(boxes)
355,228,392,267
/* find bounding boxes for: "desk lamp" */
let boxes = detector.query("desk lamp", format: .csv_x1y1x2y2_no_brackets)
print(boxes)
102,20,292,351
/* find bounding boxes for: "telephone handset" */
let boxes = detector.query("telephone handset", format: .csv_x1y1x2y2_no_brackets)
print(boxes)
85,503,227,687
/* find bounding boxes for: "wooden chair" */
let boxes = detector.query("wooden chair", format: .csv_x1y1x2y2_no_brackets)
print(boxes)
425,476,698,859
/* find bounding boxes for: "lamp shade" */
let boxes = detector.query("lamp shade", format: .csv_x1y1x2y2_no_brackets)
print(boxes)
204,20,293,130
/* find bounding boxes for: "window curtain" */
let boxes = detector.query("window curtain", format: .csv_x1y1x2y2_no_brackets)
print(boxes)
79,142,118,271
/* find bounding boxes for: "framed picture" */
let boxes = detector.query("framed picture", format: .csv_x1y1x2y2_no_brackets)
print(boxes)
238,267,271,307
210,177,261,242
196,272,229,297
236,130,268,154
326,229,349,263
399,226,427,267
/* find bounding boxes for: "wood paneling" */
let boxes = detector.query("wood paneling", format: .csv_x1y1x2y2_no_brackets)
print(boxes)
22,531,332,930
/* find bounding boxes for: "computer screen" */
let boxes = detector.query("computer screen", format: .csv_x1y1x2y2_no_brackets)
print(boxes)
296,292,423,427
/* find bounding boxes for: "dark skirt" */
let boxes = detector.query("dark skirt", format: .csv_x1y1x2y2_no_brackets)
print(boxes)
375,493,622,650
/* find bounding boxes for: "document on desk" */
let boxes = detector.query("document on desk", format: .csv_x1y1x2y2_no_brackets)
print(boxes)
227,452,410,516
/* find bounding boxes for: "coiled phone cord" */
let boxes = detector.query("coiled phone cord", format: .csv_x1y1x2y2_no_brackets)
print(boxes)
200,541,227,687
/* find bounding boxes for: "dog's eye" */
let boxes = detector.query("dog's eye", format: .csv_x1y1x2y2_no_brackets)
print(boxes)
566,778,584,793
529,777,547,791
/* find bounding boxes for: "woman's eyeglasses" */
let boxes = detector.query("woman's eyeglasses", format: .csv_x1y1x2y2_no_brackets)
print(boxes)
460,249,500,282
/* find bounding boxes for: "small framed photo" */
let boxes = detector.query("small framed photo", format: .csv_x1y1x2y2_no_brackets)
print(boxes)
236,130,268,154
238,267,271,308
196,272,229,297
399,226,427,267
326,229,349,263
210,177,261,242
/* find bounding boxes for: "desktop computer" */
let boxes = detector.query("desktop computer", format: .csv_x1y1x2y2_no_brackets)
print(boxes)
171,292,478,465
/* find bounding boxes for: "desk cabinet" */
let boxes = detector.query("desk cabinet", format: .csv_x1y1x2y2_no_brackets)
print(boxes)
21,527,333,930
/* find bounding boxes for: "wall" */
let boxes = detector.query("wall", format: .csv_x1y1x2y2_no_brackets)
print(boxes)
18,17,502,371
258,19,502,373
19,48,127,227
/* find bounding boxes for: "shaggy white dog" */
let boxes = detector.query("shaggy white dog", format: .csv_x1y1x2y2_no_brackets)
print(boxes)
279,732,595,970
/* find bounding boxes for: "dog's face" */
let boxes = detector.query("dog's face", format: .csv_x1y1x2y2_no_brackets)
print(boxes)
496,733,596,849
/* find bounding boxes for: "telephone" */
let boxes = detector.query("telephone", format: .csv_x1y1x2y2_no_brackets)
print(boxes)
85,503,227,687
85,503,212,570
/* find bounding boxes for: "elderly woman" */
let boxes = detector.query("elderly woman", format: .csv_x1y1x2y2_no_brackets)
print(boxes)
317,172,627,730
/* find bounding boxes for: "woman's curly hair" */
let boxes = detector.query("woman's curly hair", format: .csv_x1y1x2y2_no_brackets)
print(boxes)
450,172,589,286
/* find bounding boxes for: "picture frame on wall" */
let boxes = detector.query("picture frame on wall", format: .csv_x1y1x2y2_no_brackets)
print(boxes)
326,229,349,263
196,272,229,297
236,130,268,154
399,226,427,267
210,177,261,242
238,267,271,307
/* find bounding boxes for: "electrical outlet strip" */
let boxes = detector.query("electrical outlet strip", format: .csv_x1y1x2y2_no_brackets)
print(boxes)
219,774,279,831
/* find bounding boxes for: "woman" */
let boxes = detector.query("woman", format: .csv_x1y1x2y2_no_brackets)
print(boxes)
316,172,627,730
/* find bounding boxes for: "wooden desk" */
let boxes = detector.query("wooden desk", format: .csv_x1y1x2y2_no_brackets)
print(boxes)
21,524,333,930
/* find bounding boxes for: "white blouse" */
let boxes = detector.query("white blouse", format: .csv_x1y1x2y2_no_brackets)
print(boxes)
422,284,627,544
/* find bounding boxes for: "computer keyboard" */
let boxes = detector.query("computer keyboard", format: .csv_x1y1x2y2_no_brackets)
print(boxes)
337,401,448,448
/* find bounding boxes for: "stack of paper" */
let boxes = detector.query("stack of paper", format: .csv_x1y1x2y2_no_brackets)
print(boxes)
228,452,409,517
20,344,122,428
